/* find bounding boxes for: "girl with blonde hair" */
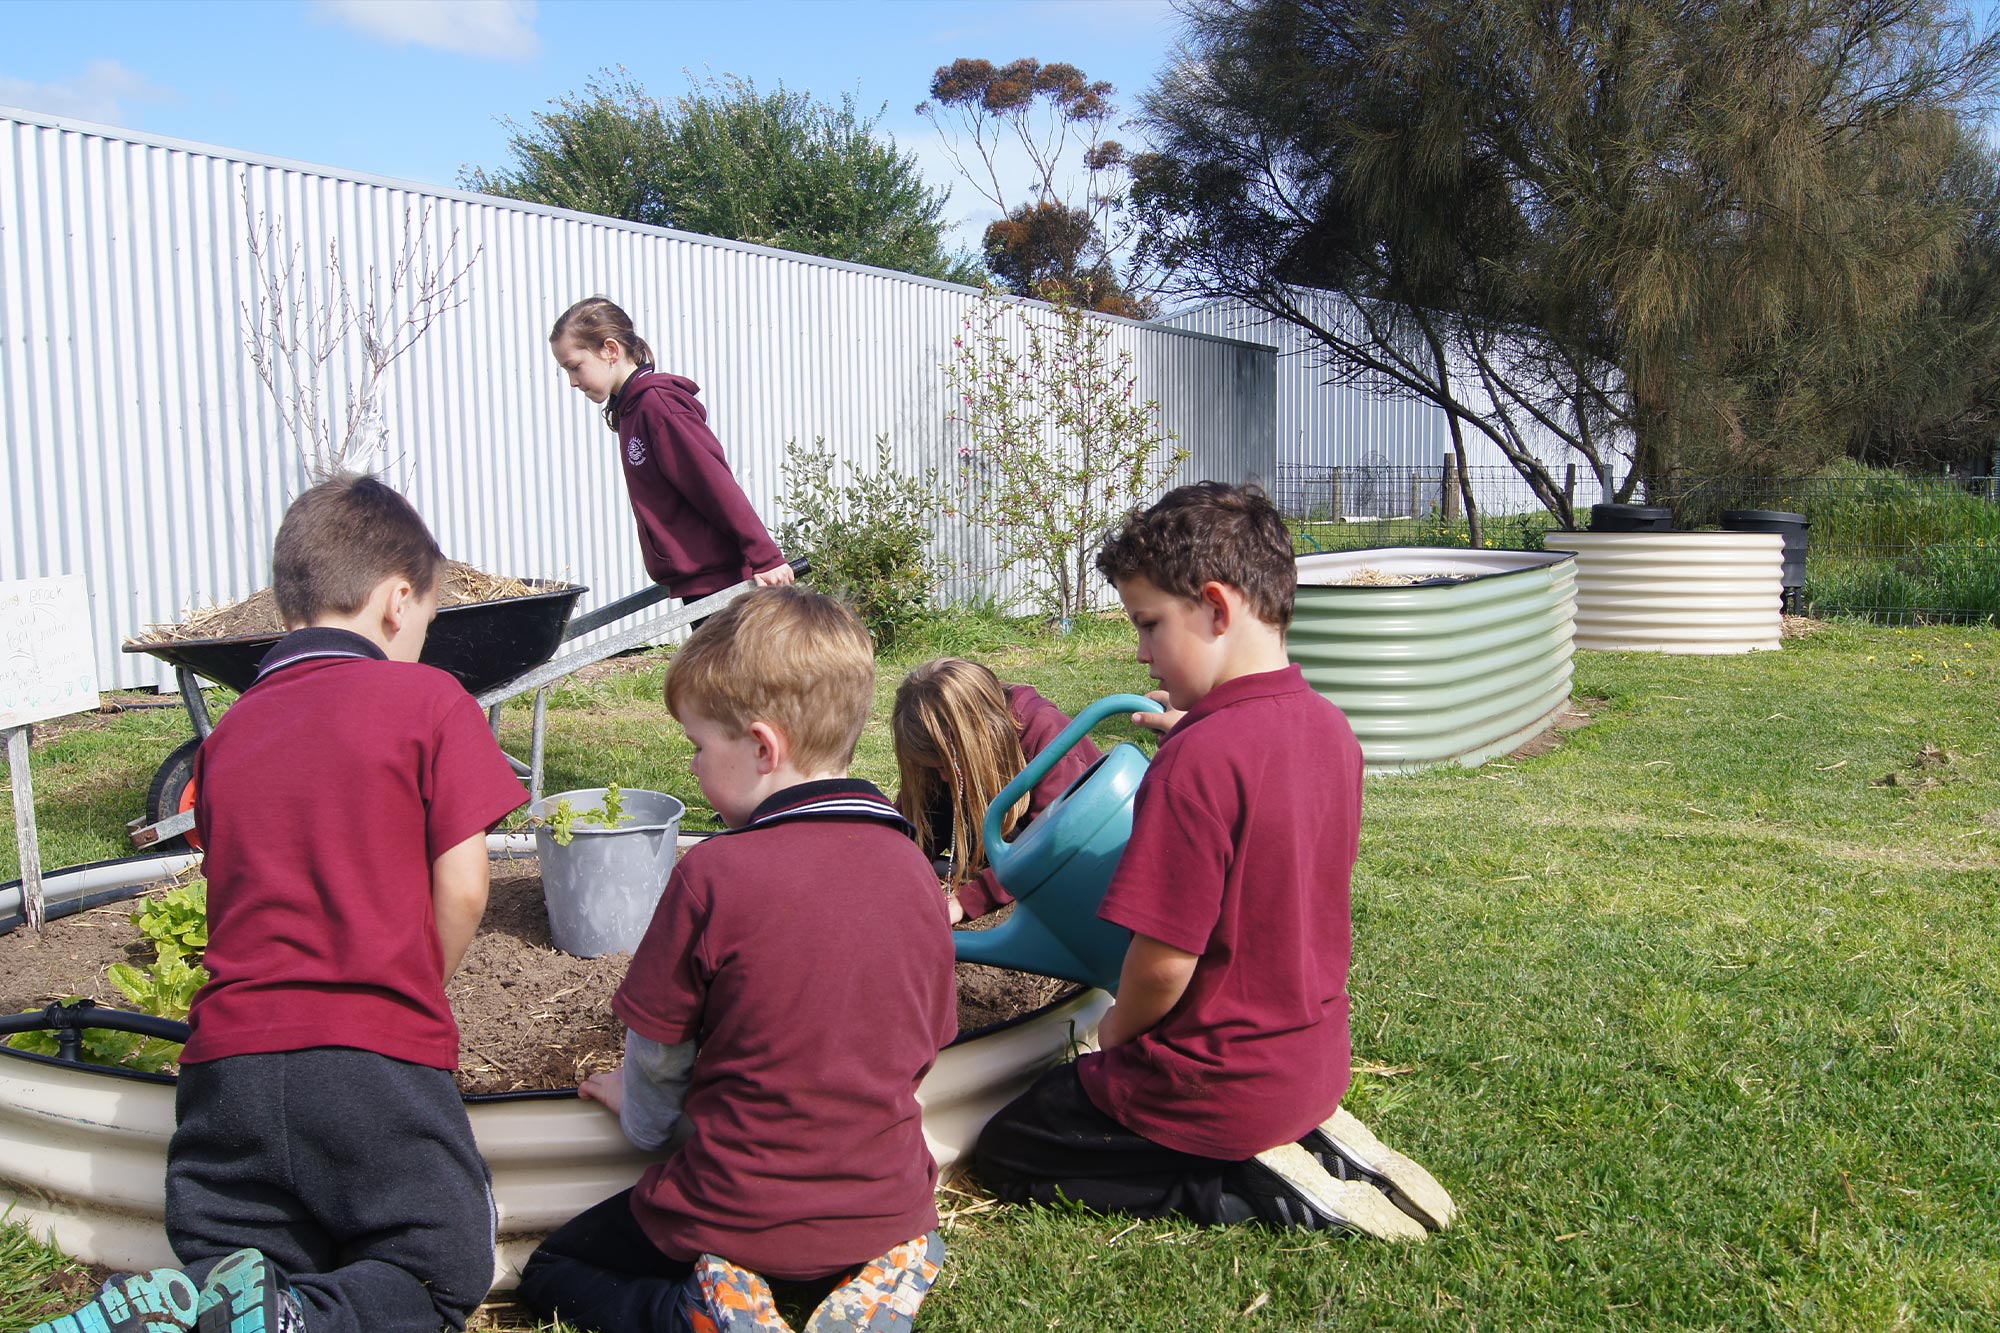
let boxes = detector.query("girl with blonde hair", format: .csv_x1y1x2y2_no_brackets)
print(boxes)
893,658,1103,924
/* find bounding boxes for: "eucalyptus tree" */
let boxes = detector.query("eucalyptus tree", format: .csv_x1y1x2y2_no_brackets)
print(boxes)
464,71,980,283
919,58,1151,315
1134,0,2000,501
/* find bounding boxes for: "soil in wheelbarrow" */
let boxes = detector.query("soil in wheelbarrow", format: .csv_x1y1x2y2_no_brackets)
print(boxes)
127,562,547,644
0,860,1077,1095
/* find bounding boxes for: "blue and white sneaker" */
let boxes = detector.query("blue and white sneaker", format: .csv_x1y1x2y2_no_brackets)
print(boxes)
195,1250,305,1333
29,1266,199,1333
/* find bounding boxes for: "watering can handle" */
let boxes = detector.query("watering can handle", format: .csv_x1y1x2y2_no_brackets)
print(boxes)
983,693,1164,875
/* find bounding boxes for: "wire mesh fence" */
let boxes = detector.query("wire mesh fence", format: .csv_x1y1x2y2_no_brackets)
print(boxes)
1276,462,2000,627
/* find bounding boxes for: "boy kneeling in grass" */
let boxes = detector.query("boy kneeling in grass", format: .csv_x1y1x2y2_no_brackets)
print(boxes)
516,587,958,1332
975,482,1456,1240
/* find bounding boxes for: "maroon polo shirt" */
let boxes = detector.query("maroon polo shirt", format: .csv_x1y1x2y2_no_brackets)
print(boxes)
613,367,785,596
1077,665,1362,1159
950,684,1106,921
613,780,957,1278
184,628,528,1069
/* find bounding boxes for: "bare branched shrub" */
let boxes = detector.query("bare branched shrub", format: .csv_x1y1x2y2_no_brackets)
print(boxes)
241,195,481,487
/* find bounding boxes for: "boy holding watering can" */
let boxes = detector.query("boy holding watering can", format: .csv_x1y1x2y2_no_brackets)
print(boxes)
31,476,529,1333
974,482,1455,1240
516,587,957,1333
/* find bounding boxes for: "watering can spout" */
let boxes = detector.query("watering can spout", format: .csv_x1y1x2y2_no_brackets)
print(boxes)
953,693,1163,993
952,908,1090,982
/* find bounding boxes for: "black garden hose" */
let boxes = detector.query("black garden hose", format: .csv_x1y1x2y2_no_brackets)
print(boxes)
0,999,190,1063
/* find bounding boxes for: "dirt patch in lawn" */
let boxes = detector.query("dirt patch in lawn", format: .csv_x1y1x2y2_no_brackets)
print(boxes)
1781,614,1824,640
1507,694,1604,760
0,860,1076,1095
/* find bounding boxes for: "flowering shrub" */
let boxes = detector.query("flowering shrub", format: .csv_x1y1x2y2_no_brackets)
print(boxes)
945,290,1186,621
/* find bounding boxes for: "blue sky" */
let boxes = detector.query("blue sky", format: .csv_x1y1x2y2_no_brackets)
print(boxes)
0,0,1183,250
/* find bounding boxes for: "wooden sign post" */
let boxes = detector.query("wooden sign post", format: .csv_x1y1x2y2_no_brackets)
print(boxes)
1,576,101,932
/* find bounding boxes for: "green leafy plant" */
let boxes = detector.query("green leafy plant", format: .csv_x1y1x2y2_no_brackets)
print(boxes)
777,436,949,646
106,952,209,1023
6,880,209,1074
132,882,208,956
536,781,631,846
945,288,1187,622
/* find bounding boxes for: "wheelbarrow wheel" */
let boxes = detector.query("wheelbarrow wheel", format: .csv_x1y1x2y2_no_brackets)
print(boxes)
144,737,204,852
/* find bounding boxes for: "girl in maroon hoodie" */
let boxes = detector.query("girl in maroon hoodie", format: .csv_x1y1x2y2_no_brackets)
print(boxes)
551,297,793,598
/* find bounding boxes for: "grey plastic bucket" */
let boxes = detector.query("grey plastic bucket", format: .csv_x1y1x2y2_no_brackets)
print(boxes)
529,788,686,957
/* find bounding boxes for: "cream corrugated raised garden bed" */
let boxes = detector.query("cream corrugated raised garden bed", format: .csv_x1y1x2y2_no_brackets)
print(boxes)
1542,530,1783,653
0,842,1106,1290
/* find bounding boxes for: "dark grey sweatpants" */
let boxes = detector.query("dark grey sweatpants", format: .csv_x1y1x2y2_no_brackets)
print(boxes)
167,1048,496,1333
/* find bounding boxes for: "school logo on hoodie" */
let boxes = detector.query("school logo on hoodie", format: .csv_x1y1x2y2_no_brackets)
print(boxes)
625,434,647,467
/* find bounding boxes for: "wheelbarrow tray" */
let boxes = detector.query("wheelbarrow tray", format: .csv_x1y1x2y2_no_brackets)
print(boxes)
123,581,588,695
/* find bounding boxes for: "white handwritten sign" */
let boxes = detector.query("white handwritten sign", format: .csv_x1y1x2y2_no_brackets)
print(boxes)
0,576,101,730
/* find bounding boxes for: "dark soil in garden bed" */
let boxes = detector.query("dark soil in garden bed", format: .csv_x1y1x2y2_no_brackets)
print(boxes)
0,859,1076,1096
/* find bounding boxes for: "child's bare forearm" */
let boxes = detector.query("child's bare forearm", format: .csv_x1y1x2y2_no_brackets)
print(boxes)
1099,934,1199,1048
431,832,491,981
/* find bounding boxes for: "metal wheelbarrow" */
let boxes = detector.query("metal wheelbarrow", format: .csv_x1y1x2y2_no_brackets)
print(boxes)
120,562,805,849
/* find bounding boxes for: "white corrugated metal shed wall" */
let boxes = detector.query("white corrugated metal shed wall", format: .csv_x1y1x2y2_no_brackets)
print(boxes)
1161,294,1585,505
1,109,1274,688
1162,295,1453,472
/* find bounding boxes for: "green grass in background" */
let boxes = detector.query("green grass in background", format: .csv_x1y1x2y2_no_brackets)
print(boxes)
2,617,1996,1330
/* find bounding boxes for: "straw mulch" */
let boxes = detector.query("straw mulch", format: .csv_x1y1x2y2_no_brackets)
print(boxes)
127,563,544,645
1337,567,1458,587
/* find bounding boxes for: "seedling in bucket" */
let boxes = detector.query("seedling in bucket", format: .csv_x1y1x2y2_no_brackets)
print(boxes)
529,786,686,957
533,781,627,846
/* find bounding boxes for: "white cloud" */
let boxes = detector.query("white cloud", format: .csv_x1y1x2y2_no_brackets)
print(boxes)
312,0,540,60
0,59,180,126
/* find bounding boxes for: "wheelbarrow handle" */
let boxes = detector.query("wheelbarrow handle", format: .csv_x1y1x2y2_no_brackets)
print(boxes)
563,558,813,642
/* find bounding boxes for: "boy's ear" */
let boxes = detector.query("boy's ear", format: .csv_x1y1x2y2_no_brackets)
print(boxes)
380,577,419,636
746,720,787,775
1199,581,1234,634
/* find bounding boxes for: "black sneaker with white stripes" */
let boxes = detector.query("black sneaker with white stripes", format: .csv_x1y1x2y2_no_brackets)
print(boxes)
1224,1142,1428,1241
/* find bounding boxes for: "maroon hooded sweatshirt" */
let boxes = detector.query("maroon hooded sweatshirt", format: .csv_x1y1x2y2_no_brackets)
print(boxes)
612,367,784,596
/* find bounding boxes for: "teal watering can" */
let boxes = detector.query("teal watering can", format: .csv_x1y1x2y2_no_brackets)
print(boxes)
952,693,1164,992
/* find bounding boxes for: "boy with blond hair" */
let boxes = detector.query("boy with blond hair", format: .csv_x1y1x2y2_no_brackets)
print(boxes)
975,482,1455,1240
517,586,958,1333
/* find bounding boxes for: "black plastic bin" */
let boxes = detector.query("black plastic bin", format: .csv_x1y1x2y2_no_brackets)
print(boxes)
1589,503,1674,532
1722,510,1808,613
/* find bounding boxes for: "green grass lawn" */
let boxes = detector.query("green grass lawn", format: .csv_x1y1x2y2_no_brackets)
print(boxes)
2,615,1996,1330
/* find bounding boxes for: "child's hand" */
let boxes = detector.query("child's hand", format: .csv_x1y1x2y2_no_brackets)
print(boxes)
753,561,797,587
1131,690,1185,735
945,887,966,926
580,1069,625,1114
